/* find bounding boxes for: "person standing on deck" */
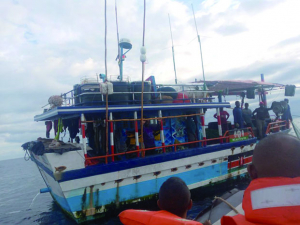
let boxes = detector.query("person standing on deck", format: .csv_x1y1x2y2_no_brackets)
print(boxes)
242,103,253,128
221,133,300,225
252,102,270,140
143,120,160,156
214,108,230,132
233,101,244,129
282,98,293,128
186,117,197,147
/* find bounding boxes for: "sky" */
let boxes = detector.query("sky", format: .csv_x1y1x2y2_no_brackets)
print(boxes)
1,0,300,161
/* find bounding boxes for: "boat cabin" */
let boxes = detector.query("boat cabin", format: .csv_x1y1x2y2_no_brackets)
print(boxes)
35,76,291,166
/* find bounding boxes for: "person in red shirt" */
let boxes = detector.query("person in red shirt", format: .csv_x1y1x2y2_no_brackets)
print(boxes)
214,108,230,132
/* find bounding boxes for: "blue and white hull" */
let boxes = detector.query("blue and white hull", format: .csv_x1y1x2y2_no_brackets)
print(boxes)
30,139,256,223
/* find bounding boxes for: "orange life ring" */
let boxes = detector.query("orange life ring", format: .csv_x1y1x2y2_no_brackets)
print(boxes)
119,209,203,225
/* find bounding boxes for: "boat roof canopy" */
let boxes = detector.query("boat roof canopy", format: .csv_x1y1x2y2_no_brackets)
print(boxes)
195,80,284,94
34,102,231,121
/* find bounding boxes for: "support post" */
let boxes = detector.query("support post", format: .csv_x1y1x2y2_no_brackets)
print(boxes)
200,109,206,146
159,110,165,153
134,111,140,157
216,108,223,144
119,47,123,81
109,112,114,162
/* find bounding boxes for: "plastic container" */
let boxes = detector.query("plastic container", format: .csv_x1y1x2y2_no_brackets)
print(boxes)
108,81,131,105
131,81,151,104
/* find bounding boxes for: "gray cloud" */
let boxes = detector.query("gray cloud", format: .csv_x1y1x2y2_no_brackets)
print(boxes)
239,0,283,14
204,59,300,85
273,35,300,48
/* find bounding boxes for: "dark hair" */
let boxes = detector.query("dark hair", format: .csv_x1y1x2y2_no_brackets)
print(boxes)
245,103,249,106
253,133,300,178
158,177,191,216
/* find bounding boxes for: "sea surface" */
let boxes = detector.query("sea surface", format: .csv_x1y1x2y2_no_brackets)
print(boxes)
1,118,299,225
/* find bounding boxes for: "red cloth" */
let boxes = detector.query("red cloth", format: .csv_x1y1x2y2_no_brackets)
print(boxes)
173,92,191,103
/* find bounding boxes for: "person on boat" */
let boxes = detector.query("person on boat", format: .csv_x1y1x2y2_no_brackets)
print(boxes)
119,177,211,225
214,108,230,132
186,116,197,147
252,102,270,139
221,133,300,225
281,98,293,128
233,101,244,129
242,103,253,128
143,120,160,156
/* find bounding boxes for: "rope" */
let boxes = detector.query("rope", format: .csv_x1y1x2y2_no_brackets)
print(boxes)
24,149,30,161
140,0,146,156
292,120,300,139
106,113,204,122
214,196,240,214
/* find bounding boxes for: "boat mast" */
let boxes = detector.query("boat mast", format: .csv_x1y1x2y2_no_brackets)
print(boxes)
191,4,206,91
140,0,146,155
104,0,109,159
115,0,121,80
168,14,178,84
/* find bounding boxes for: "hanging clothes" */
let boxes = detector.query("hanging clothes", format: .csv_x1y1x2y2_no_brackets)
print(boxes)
54,120,58,136
45,121,52,138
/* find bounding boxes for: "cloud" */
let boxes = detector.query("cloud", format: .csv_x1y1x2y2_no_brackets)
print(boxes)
215,23,248,36
238,0,283,14
1,0,300,160
205,58,300,85
273,35,300,48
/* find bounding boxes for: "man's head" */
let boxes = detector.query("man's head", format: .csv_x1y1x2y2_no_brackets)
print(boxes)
143,120,150,127
235,101,240,108
157,177,192,218
245,103,249,109
220,107,224,112
248,133,300,179
284,98,289,104
259,101,264,108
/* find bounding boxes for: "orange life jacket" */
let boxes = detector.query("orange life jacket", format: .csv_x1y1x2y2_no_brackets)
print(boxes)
119,209,203,225
221,177,300,225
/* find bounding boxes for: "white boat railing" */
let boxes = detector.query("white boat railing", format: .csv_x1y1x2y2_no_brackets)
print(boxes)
50,88,216,108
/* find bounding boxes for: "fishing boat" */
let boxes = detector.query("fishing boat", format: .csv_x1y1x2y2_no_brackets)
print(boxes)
21,2,295,223
21,72,294,223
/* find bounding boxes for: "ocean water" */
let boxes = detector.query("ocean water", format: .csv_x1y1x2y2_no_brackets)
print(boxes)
1,118,299,225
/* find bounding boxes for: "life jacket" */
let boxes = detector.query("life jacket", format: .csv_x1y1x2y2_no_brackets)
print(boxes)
119,209,203,225
221,177,300,225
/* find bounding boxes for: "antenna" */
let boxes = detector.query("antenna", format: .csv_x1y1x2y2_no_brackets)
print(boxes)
191,4,206,90
168,14,178,84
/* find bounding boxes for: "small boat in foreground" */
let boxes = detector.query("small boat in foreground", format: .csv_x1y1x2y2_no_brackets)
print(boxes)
195,188,244,225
